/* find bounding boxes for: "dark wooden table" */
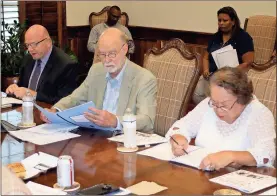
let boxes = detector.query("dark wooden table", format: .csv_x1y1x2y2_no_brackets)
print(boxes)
1,104,276,195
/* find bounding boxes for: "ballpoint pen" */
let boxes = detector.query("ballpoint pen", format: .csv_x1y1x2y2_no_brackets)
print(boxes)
170,136,188,155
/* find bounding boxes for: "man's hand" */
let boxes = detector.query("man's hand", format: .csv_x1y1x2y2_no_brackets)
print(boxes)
6,84,19,95
170,134,189,157
40,108,57,123
199,151,233,171
12,87,36,99
84,108,117,128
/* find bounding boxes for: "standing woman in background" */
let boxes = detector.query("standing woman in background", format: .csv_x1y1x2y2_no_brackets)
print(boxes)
193,6,254,104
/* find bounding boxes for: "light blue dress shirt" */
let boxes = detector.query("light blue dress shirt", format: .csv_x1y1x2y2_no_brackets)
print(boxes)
102,63,127,131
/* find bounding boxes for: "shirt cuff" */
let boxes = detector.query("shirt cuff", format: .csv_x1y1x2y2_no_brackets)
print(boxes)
52,106,62,112
114,116,123,133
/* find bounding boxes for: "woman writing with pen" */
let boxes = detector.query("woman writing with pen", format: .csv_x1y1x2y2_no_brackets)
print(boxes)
193,6,254,104
166,67,275,171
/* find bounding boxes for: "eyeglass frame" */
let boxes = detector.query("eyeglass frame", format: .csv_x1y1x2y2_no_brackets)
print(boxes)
24,38,48,49
97,43,126,60
208,98,237,112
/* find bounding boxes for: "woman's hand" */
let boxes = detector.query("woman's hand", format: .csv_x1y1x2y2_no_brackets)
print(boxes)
199,151,233,171
170,134,189,157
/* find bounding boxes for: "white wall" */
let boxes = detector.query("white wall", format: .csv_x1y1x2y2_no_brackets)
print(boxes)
66,1,115,26
66,1,276,33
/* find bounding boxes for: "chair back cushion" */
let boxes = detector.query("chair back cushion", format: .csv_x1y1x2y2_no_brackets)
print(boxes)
89,6,129,28
247,65,276,120
144,39,201,136
245,15,276,64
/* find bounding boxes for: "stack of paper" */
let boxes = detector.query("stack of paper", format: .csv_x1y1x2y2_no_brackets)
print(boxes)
210,170,277,194
8,123,80,145
211,45,239,69
108,132,167,146
1,97,23,108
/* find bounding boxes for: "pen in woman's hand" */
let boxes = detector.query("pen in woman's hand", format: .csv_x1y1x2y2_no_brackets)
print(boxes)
170,136,188,155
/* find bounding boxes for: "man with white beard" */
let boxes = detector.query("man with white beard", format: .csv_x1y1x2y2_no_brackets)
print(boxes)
40,28,157,133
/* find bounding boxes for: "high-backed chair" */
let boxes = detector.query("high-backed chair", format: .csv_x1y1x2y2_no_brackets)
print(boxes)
89,6,130,64
89,6,129,29
143,38,201,136
244,15,276,66
247,57,276,121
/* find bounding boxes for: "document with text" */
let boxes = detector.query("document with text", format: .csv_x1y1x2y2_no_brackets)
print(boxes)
8,123,80,145
137,142,213,170
210,170,277,194
108,132,167,146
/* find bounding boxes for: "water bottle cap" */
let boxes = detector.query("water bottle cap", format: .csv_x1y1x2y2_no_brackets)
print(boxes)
22,90,33,102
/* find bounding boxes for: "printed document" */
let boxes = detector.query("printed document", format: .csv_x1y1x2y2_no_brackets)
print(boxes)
137,142,212,170
108,132,167,146
211,45,239,69
8,123,80,145
210,170,277,194
34,101,113,131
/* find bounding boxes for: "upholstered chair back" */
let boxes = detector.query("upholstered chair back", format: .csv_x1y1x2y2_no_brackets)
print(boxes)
143,39,201,136
244,15,276,65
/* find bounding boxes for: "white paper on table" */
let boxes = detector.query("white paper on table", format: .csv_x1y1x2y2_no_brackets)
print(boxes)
127,181,168,195
211,44,233,68
216,49,239,68
8,123,80,145
259,187,277,195
138,142,213,170
171,147,211,169
26,181,67,195
108,132,167,146
210,170,277,194
137,142,202,160
1,97,23,108
21,152,59,180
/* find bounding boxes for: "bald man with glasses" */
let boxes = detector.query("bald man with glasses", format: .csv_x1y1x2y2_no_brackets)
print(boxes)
41,28,157,133
6,24,78,104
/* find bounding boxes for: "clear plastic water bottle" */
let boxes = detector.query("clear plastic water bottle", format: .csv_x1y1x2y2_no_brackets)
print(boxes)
123,108,137,148
21,90,34,126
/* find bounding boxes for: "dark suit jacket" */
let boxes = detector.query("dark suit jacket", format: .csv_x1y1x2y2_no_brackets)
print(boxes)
18,46,78,104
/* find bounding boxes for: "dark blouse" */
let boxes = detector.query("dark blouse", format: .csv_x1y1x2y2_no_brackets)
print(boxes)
207,28,254,73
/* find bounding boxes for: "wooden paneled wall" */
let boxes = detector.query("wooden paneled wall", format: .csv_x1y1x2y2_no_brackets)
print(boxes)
19,1,66,48
66,25,211,69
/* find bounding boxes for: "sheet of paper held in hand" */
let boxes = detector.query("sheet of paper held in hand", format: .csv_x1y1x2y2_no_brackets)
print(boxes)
8,123,80,145
137,142,213,170
108,132,167,146
211,44,239,69
210,170,277,194
26,181,66,195
21,152,59,180
127,181,168,195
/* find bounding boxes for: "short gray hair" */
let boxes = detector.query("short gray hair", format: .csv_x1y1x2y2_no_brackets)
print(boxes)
208,67,253,105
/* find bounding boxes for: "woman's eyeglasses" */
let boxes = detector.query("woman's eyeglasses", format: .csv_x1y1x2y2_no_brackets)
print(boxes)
208,98,237,112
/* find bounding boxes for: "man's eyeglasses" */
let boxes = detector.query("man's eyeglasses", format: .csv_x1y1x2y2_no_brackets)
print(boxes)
208,98,237,112
24,38,48,49
98,44,125,60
